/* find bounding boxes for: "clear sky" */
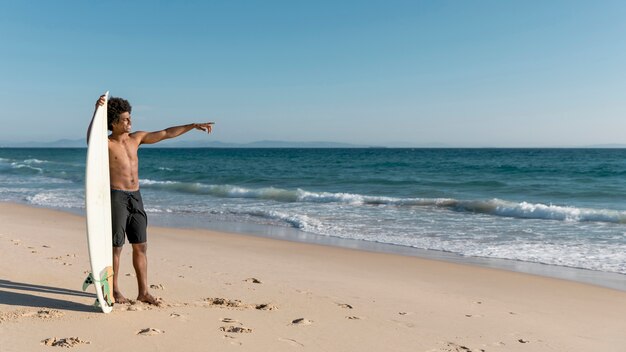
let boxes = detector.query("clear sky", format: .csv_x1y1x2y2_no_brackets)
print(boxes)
1,0,625,147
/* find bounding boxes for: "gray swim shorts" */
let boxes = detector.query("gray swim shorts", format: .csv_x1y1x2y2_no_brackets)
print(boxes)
110,189,148,247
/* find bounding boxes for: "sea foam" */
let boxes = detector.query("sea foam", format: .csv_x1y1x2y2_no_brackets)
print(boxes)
140,179,626,224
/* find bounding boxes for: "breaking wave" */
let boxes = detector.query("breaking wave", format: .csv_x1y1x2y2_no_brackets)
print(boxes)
140,179,626,224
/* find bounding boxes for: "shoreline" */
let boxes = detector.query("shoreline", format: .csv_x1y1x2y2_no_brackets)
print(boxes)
50,203,626,291
2,202,626,351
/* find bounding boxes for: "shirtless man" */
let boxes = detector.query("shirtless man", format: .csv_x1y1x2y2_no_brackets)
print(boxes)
91,94,213,305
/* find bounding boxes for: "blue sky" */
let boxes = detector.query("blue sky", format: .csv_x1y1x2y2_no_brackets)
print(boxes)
0,0,625,147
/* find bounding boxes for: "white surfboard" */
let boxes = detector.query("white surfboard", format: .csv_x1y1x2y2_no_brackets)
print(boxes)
83,91,114,313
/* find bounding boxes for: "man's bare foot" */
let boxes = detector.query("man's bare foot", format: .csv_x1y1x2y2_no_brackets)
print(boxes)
137,293,162,306
114,291,129,304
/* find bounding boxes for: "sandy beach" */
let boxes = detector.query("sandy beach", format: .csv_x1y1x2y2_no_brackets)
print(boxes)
1,202,625,351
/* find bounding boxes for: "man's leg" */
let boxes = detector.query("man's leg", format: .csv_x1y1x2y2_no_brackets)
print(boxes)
110,190,130,304
112,246,129,303
132,242,160,305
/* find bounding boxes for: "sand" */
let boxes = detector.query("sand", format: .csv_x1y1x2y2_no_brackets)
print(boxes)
1,202,625,351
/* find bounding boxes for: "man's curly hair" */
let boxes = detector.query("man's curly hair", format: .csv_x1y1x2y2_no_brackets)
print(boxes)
107,97,132,131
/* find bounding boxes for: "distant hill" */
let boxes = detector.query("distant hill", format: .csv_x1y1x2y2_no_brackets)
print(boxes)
583,144,626,148
183,140,377,148
0,139,87,148
0,139,381,148
3,138,623,149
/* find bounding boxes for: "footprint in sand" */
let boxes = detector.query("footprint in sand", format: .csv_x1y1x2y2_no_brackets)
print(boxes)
22,309,64,319
136,328,165,336
346,316,363,320
337,303,353,309
220,326,252,333
202,297,276,311
440,342,474,352
124,300,163,312
205,297,247,308
1,309,64,323
255,303,278,311
150,284,165,290
0,309,29,323
221,318,241,324
125,305,142,312
41,337,90,347
440,341,494,352
290,318,313,326
244,277,262,284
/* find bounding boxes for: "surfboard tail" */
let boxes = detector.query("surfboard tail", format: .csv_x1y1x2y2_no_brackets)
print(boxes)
82,266,115,310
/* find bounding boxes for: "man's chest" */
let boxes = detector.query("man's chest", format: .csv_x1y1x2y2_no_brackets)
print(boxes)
108,141,138,166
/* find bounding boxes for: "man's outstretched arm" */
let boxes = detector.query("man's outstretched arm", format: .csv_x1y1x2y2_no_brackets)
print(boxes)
136,123,214,145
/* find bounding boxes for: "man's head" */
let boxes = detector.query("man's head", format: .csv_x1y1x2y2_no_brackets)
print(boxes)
107,97,132,132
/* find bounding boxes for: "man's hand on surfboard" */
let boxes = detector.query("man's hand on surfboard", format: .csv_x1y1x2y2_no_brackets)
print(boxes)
95,95,106,108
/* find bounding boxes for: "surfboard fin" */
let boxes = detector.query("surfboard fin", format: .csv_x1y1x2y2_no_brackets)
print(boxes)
82,273,95,291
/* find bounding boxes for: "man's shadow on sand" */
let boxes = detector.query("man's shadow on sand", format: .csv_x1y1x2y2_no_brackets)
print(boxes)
0,279,97,313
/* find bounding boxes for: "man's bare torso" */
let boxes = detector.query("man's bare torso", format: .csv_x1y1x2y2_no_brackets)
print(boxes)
108,134,141,191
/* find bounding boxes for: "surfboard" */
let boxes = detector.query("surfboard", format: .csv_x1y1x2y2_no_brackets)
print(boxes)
83,91,114,313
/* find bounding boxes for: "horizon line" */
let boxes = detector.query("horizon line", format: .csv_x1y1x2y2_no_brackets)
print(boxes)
1,138,626,149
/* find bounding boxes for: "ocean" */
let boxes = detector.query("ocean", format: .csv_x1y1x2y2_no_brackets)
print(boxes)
1,148,625,288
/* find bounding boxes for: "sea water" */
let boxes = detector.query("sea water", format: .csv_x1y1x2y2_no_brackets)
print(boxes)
1,148,625,287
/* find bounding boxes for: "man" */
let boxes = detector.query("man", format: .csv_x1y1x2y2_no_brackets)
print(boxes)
90,94,214,305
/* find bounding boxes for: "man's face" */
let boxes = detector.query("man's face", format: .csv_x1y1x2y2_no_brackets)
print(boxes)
112,112,132,133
